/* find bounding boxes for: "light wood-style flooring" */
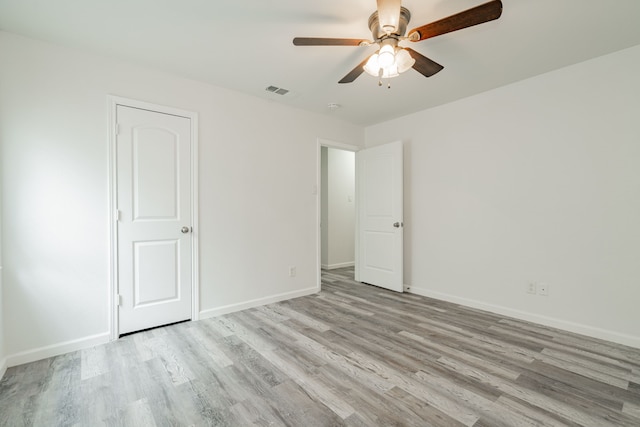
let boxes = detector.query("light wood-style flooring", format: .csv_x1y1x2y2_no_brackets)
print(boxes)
1,267,639,426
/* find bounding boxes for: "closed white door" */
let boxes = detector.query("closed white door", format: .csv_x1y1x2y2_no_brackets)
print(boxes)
116,105,192,335
356,141,404,292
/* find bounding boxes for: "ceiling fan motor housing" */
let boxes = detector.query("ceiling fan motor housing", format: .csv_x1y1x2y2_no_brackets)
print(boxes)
368,7,411,40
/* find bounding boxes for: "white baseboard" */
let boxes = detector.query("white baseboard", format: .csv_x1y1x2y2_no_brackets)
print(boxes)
322,262,355,270
200,286,320,319
0,356,7,381
6,332,111,368
409,285,640,350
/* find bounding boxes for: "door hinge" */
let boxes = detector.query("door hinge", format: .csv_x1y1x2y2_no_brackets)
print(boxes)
115,209,121,222
116,294,123,306
115,123,122,135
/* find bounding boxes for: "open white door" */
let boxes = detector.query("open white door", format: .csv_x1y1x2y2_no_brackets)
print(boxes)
356,141,403,292
116,105,193,335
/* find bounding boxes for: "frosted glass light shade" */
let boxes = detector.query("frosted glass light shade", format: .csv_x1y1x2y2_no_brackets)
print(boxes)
377,44,395,68
364,54,381,76
395,48,415,73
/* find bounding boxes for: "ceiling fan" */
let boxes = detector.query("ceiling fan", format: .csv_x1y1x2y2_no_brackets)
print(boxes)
293,0,503,85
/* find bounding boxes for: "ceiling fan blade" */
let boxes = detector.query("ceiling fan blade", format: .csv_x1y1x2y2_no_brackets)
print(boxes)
408,0,502,42
376,0,402,34
293,37,369,46
338,56,372,84
405,48,444,77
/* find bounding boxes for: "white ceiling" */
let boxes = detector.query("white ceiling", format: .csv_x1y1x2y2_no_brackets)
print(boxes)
1,0,640,126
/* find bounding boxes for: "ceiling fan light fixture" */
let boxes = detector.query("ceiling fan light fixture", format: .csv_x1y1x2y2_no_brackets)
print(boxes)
364,53,400,79
364,45,413,79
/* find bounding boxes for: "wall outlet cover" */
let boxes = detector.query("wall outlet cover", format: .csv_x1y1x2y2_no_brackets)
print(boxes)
539,283,548,296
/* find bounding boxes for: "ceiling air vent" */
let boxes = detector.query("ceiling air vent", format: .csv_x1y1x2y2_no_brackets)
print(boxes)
265,85,289,96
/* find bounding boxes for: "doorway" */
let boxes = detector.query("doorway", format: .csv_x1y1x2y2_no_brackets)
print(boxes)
321,146,356,270
109,96,199,339
317,139,359,288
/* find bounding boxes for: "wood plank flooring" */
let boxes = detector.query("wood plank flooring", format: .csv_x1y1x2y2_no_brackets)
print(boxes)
1,267,639,426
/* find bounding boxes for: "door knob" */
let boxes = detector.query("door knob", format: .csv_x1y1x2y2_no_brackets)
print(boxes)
393,222,403,228
181,226,191,234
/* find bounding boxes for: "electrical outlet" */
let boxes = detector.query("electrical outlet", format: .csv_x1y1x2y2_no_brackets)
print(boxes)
289,266,296,277
527,282,537,294
538,283,548,296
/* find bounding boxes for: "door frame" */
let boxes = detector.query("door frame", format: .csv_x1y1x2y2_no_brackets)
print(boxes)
316,138,360,288
108,95,199,340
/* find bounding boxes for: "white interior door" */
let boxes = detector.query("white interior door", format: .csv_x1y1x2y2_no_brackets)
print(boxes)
356,141,403,292
116,105,192,335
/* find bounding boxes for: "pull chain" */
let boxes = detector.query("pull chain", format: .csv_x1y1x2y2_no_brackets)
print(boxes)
376,69,392,89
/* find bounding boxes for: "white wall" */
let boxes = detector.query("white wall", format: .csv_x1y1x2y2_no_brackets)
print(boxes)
325,148,355,269
0,31,364,362
366,45,640,348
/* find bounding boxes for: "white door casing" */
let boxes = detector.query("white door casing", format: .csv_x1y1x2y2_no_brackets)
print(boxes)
114,103,196,335
356,141,404,292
